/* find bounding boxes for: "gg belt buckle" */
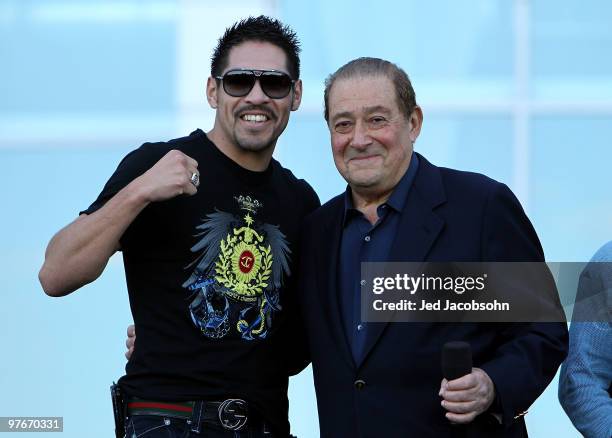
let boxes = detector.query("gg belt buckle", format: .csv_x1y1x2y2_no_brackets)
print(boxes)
218,398,248,431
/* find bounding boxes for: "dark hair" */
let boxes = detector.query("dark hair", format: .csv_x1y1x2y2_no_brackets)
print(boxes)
323,57,416,122
211,16,301,79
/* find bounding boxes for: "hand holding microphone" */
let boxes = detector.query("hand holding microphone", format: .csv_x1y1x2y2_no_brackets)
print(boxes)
440,342,495,424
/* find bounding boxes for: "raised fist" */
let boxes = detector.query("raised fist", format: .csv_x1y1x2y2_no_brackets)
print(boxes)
135,150,199,202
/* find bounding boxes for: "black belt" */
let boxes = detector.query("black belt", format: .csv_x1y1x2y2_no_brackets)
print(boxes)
127,398,260,432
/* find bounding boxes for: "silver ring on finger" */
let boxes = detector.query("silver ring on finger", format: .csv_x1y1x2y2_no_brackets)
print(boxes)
190,172,200,188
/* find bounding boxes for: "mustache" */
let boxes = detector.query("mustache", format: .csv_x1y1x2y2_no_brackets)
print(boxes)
235,105,276,120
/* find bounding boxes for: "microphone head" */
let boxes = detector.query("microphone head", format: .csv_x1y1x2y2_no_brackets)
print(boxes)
441,341,472,381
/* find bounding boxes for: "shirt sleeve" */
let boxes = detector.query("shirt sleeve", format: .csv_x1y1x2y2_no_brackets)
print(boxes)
79,142,164,216
559,322,612,438
78,143,167,249
558,249,612,438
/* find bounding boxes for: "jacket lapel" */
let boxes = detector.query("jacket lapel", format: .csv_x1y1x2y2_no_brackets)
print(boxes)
358,155,446,367
315,197,356,369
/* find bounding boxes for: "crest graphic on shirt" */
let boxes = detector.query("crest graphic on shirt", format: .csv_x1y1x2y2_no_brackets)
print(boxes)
182,195,291,340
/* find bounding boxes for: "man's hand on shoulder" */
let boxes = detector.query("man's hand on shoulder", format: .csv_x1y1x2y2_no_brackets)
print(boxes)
132,150,199,202
125,324,136,360
438,367,495,424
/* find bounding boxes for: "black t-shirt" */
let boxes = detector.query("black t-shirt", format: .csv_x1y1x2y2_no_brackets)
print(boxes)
82,129,320,436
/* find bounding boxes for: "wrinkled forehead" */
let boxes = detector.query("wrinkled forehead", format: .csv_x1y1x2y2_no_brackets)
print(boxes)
328,75,398,118
224,41,290,74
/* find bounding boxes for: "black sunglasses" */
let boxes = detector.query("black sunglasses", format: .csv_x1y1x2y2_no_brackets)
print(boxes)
215,69,295,99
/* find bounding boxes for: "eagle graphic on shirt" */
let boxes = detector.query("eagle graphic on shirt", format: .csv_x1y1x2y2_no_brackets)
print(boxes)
182,195,291,340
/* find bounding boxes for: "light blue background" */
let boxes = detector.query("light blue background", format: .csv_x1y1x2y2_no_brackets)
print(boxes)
2,1,611,437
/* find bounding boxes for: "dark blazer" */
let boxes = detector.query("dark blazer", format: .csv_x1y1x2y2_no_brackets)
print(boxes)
298,154,568,438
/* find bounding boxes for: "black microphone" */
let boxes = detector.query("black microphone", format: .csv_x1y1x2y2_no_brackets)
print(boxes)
441,342,473,437
441,341,472,381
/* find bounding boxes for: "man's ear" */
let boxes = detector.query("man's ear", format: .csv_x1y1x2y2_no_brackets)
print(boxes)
409,105,423,143
290,79,303,111
206,76,218,109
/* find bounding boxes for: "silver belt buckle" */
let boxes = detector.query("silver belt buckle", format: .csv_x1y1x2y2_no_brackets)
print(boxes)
218,398,248,431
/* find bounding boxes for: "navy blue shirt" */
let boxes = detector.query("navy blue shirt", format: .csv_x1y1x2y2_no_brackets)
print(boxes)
338,154,419,363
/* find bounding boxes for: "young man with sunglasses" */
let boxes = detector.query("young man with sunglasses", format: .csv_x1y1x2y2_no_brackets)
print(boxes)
39,16,319,438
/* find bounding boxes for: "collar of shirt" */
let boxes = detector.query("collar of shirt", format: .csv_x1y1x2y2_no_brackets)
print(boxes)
342,153,420,226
